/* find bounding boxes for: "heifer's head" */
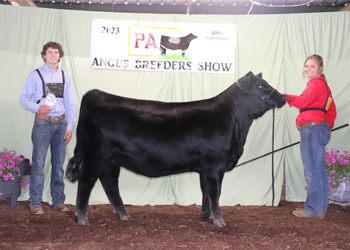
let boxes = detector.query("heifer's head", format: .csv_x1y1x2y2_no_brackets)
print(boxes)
187,33,198,41
236,71,286,117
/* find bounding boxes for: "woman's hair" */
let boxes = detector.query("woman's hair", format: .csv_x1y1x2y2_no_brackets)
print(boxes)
303,54,327,82
41,42,64,62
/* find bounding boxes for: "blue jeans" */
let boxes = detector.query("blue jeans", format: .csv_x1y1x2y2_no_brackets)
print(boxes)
29,116,67,209
300,123,331,218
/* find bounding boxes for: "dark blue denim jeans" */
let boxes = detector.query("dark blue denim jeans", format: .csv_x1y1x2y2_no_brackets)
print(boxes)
29,116,67,209
300,123,331,218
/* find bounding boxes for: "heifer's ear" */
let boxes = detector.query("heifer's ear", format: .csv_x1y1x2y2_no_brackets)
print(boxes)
245,71,254,77
257,73,263,78
249,73,255,85
238,74,252,91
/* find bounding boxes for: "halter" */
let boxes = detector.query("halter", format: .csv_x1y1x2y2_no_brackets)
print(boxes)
236,80,276,108
236,79,277,205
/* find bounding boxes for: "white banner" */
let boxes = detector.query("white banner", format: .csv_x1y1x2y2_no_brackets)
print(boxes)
90,19,237,74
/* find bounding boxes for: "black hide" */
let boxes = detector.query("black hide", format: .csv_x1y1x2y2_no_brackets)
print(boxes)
160,33,197,57
66,71,286,227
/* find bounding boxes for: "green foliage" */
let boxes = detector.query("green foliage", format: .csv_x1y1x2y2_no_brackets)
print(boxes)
158,54,189,60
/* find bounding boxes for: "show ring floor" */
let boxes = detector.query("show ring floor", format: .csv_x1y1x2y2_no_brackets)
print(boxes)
0,200,350,249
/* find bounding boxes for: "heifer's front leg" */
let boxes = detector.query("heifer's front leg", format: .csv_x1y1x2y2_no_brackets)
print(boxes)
99,165,130,221
159,46,166,56
207,171,226,228
76,170,98,225
199,173,210,221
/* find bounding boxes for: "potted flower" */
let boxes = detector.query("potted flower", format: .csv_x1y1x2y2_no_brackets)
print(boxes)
0,148,31,208
326,148,350,202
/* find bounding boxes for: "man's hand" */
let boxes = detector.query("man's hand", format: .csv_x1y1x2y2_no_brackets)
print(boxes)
64,130,73,145
39,105,53,115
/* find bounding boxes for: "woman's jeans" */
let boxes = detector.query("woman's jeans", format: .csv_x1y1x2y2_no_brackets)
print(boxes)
300,123,331,218
29,116,67,209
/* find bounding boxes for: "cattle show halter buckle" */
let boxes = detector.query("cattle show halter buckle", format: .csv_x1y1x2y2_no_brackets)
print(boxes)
236,80,276,108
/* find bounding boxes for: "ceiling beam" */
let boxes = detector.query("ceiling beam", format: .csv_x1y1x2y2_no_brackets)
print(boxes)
340,4,350,11
8,0,37,7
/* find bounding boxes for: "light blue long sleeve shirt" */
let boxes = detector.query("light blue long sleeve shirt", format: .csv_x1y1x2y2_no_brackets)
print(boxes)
19,64,76,131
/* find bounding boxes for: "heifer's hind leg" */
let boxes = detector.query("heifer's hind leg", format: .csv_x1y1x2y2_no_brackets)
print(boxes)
199,173,211,221
99,164,130,220
76,167,98,225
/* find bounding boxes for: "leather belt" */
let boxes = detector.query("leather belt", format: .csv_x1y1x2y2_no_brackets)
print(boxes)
36,113,65,123
297,121,329,131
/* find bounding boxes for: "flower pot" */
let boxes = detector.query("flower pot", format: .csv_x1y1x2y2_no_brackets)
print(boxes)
0,177,22,209
328,179,350,202
0,158,31,209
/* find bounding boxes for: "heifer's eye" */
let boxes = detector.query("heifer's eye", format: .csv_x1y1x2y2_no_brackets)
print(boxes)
258,85,263,89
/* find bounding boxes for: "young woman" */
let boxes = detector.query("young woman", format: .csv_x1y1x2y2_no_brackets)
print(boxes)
285,54,337,218
19,42,76,215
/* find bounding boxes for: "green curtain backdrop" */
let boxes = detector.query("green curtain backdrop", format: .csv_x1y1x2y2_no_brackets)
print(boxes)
1,5,349,207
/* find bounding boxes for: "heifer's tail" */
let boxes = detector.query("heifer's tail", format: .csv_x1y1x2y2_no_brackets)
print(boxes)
66,149,81,182
66,151,81,182
66,90,100,182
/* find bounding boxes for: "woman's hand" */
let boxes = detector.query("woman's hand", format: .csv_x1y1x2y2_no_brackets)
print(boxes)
284,94,294,103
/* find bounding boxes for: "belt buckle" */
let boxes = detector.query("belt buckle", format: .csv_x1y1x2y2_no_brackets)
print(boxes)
297,125,302,131
51,116,62,123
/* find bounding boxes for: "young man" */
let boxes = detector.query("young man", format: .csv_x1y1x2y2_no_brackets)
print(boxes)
19,42,76,215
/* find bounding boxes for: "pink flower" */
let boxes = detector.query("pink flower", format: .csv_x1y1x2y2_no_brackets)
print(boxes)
0,149,31,192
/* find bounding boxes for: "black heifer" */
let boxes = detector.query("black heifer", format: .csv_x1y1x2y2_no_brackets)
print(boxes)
66,72,286,227
160,33,197,57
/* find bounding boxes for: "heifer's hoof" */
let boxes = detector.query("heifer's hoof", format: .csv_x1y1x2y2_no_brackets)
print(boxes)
213,219,226,228
120,214,131,220
78,219,89,225
202,210,212,221
202,212,211,221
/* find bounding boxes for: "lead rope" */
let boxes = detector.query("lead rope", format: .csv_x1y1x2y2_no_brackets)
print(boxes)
272,108,275,206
